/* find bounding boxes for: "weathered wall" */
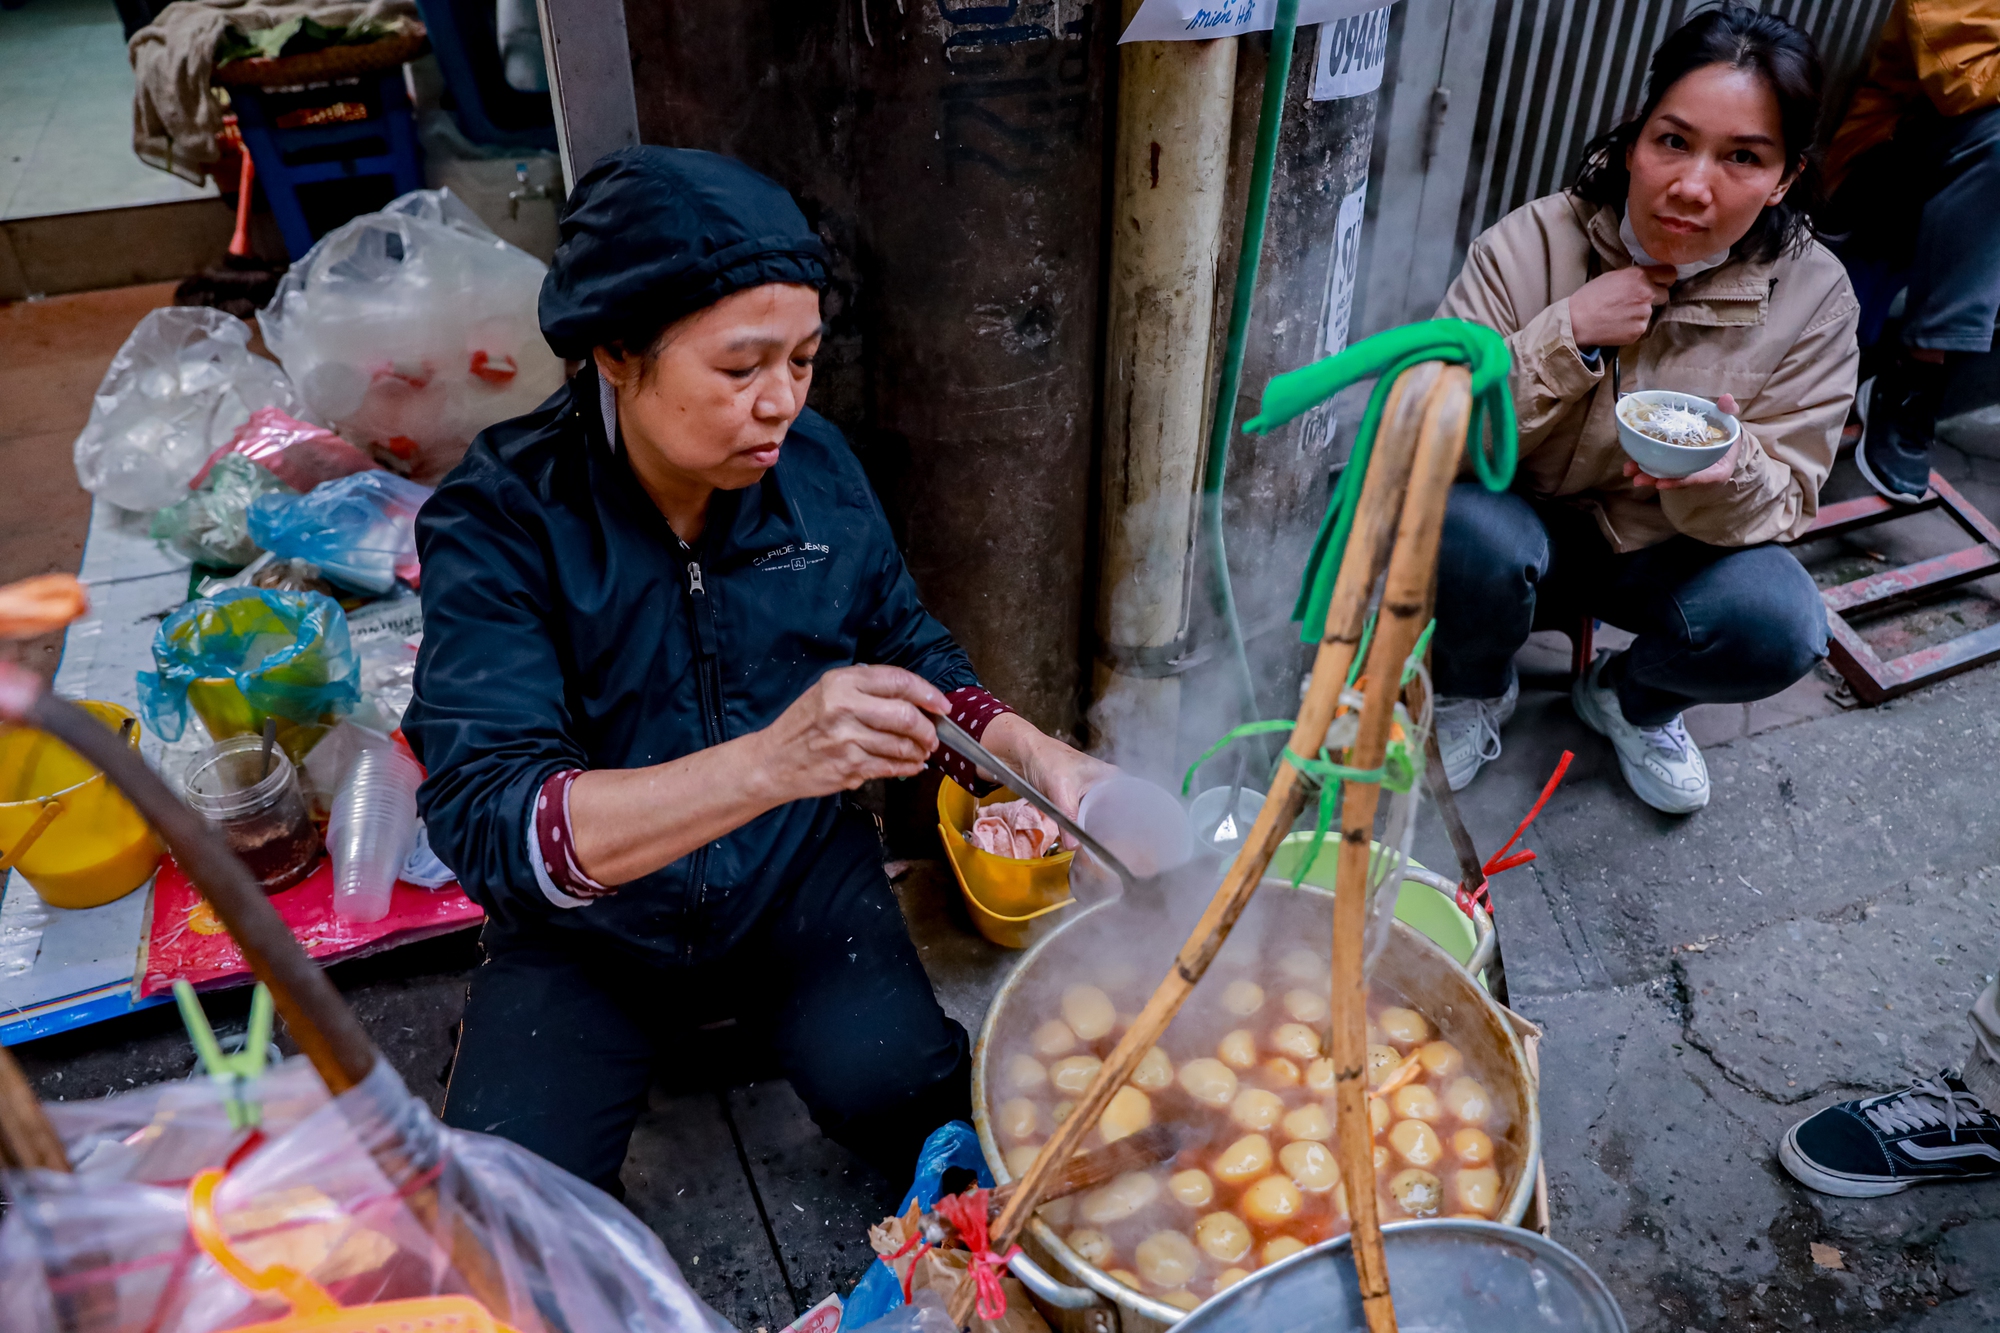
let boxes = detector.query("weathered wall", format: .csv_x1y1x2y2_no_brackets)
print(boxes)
1177,31,1381,771
622,1,1112,736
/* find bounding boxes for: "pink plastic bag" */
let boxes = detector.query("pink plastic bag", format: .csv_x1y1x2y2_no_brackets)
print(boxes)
189,407,381,493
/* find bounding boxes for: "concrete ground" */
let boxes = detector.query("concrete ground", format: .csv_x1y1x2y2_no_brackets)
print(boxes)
4,286,2000,1331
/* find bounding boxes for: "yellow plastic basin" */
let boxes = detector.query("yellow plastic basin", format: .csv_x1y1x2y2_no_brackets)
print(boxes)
0,701,163,909
936,777,1075,917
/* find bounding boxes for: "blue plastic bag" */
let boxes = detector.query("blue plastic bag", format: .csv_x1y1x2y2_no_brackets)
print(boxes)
247,471,432,595
138,588,360,745
842,1121,993,1328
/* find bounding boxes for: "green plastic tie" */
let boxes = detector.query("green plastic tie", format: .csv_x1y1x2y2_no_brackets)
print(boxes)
174,979,273,1131
1241,320,1519,645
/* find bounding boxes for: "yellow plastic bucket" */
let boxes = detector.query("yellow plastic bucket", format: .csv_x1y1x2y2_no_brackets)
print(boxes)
936,778,1075,917
0,701,163,909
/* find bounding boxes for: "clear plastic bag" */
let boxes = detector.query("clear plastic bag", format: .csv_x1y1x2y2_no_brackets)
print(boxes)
73,308,305,513
247,472,432,595
189,407,382,494
259,188,567,482
138,588,361,746
149,454,297,569
0,1058,733,1333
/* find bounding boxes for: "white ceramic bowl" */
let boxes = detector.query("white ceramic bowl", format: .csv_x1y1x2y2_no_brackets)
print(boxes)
1614,389,1739,479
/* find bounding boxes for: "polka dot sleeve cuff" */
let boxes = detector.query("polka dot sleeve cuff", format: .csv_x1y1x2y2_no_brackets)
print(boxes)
929,685,1017,793
529,768,615,905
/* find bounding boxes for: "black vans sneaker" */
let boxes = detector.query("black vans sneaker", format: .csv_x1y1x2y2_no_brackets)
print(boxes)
1854,355,1949,504
1780,1072,2000,1197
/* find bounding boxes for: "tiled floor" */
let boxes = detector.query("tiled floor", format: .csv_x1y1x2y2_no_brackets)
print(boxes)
0,281,174,667
0,0,216,219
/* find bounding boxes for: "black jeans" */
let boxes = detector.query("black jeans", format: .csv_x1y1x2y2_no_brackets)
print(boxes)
440,815,971,1194
1433,485,1828,727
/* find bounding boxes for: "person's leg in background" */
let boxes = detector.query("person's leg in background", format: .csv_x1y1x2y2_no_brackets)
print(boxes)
1779,969,2000,1196
441,927,662,1197
1858,104,2000,503
1570,535,1826,814
1430,484,1553,791
758,813,972,1190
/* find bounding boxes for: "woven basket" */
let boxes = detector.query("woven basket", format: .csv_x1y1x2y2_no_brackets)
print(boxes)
213,25,427,89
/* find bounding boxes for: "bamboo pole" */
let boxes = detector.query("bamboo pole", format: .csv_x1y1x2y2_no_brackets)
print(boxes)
0,1042,67,1171
1327,366,1471,1333
952,361,1442,1327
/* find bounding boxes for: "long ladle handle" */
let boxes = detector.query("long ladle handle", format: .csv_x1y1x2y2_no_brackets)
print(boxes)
928,712,1139,889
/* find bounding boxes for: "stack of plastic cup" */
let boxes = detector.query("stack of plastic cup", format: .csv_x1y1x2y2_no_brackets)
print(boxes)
327,748,424,923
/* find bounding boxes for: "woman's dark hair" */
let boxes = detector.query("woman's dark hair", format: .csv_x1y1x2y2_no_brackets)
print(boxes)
1572,4,1824,263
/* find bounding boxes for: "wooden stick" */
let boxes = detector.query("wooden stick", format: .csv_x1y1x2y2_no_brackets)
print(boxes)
951,362,1442,1327
0,1042,67,1172
1328,366,1471,1333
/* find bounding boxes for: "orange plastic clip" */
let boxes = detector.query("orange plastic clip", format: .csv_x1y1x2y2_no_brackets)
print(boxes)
187,1168,514,1333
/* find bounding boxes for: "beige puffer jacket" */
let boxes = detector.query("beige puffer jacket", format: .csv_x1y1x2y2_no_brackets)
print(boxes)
1437,193,1860,553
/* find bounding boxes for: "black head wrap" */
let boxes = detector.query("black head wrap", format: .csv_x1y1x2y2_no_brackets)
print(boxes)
538,147,829,360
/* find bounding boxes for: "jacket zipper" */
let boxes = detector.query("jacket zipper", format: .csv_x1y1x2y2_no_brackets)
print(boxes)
684,555,725,956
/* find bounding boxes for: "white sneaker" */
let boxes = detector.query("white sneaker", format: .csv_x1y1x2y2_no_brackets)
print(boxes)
1570,650,1709,814
1434,674,1518,792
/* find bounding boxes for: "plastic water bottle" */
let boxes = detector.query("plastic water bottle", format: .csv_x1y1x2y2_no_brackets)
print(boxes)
327,748,424,923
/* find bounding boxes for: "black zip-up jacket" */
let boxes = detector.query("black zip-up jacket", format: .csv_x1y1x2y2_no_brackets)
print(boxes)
405,366,979,964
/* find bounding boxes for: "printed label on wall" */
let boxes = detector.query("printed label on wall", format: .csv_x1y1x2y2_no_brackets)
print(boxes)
1323,175,1369,356
1311,7,1391,100
1120,0,1393,43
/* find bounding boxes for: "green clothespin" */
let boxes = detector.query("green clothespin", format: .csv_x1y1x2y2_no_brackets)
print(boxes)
174,979,273,1131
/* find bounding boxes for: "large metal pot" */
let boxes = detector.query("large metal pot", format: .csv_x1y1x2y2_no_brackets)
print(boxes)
972,879,1541,1330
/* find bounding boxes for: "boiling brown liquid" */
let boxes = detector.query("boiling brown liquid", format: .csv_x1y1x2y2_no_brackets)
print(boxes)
985,893,1513,1308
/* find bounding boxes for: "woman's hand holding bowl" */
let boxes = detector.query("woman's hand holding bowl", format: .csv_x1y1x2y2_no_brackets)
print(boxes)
983,712,1116,831
1622,392,1743,489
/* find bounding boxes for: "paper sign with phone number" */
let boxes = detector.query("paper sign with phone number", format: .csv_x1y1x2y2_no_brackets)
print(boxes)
1121,0,1396,43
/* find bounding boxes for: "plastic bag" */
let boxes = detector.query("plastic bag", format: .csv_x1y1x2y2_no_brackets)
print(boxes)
189,407,381,493
139,588,360,747
150,454,297,569
0,1057,733,1333
845,1121,993,1328
73,308,305,512
247,472,432,595
850,1289,959,1333
260,188,566,482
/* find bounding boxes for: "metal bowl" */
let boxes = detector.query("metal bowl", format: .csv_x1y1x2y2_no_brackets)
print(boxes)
1613,389,1737,479
1173,1220,1628,1333
973,878,1540,1328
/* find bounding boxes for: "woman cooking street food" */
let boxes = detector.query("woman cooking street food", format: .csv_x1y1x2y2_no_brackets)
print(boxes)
1430,6,1858,814
404,147,1109,1194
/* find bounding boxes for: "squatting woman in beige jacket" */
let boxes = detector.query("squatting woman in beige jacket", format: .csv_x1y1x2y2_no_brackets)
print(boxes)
1431,5,1859,816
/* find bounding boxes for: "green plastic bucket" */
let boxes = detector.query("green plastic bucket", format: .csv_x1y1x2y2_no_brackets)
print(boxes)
1267,832,1484,985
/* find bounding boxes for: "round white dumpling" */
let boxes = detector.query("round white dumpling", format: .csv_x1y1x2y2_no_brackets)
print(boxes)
1193,1211,1252,1263
1098,1085,1152,1144
1218,1029,1259,1070
1442,1077,1493,1125
1279,1139,1340,1192
1068,1228,1113,1266
1032,1019,1079,1058
1178,1056,1239,1107
1006,1053,1047,1092
1230,1087,1286,1132
1131,1046,1174,1092
1270,1022,1322,1061
1062,985,1118,1041
1377,1006,1430,1046
1077,1170,1161,1225
997,1097,1042,1144
1168,1169,1214,1208
1135,1230,1199,1290
1220,979,1265,1016
1283,988,1329,1024
1050,1054,1103,1095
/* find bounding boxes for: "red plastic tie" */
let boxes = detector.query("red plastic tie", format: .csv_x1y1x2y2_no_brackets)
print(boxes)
933,1187,1021,1323
1460,750,1574,913
880,1224,932,1304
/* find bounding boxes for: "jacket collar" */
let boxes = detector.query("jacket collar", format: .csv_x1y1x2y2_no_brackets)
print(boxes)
1580,198,1777,329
